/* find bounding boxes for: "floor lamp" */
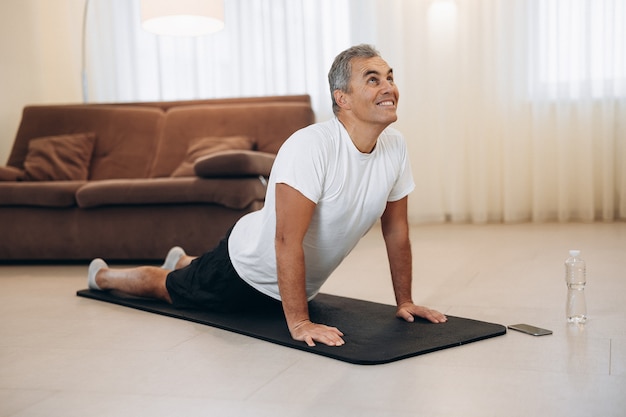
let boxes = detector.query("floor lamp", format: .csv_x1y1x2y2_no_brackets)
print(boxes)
81,0,91,103
140,0,224,36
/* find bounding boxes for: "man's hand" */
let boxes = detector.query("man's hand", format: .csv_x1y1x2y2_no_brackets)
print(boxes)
396,302,448,324
290,319,345,347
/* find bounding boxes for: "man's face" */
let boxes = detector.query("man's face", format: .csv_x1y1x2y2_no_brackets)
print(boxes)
343,56,400,126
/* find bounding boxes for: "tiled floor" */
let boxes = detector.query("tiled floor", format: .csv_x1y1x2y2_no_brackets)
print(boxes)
1,222,625,417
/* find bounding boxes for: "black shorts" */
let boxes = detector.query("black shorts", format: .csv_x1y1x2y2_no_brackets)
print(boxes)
165,231,280,313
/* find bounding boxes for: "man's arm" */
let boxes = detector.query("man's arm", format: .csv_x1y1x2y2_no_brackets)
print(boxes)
275,183,345,347
380,197,447,324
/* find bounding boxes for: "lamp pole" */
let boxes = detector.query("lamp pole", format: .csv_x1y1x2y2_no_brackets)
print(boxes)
81,0,90,103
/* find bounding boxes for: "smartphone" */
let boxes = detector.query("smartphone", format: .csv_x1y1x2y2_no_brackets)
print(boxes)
508,323,553,336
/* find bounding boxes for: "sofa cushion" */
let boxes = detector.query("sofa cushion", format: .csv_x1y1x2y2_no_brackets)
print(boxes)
9,106,164,180
170,136,254,177
76,177,267,210
0,166,24,181
0,181,84,207
20,133,96,181
194,150,275,178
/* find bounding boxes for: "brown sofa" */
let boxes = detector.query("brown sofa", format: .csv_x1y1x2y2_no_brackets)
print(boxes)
0,95,314,261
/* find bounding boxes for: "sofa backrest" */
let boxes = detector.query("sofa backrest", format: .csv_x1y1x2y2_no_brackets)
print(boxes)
9,105,164,180
117,94,312,111
149,102,314,178
8,95,315,180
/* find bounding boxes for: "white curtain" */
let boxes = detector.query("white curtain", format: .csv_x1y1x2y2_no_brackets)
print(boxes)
85,0,626,223
383,0,626,223
84,0,352,122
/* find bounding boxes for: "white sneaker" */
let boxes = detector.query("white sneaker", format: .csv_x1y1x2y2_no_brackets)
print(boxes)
161,246,186,270
88,258,107,290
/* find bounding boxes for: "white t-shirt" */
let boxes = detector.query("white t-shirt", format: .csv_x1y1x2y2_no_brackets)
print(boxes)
228,117,415,301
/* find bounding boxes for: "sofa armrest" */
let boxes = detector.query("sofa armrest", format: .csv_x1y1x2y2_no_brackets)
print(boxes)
0,181,85,207
76,177,267,210
193,150,276,178
0,166,24,181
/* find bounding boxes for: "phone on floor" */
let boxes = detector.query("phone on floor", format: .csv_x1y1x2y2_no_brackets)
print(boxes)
508,323,553,336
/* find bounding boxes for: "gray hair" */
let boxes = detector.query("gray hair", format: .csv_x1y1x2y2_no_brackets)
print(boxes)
328,44,381,115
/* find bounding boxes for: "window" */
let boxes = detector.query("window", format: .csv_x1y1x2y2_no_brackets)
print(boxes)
530,0,625,99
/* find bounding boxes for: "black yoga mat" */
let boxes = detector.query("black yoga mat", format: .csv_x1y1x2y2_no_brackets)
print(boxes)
77,289,506,365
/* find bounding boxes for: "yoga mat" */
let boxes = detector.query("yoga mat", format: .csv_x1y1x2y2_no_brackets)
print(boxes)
77,289,506,365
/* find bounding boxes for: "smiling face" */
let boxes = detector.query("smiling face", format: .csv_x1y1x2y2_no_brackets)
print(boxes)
335,56,400,128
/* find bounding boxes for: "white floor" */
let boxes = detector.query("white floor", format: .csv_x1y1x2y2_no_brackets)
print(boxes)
1,222,625,417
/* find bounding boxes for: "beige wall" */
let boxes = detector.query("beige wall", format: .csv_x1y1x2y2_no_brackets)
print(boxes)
0,0,84,165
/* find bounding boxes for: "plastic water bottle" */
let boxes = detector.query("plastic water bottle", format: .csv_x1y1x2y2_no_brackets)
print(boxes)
565,250,587,324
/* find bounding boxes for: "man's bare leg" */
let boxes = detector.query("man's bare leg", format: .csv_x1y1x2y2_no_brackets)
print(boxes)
87,246,197,303
93,264,173,303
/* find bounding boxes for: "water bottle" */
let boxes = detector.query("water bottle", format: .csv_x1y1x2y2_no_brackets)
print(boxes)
565,250,587,324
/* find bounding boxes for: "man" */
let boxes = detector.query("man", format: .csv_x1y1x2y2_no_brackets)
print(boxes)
87,44,447,348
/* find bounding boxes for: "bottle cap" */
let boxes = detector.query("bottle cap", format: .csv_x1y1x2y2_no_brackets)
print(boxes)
569,249,580,257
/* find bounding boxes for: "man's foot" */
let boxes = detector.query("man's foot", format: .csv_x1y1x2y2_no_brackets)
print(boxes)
161,246,186,270
88,258,108,290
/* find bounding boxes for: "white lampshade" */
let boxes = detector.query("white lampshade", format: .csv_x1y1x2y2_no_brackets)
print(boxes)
140,0,224,36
